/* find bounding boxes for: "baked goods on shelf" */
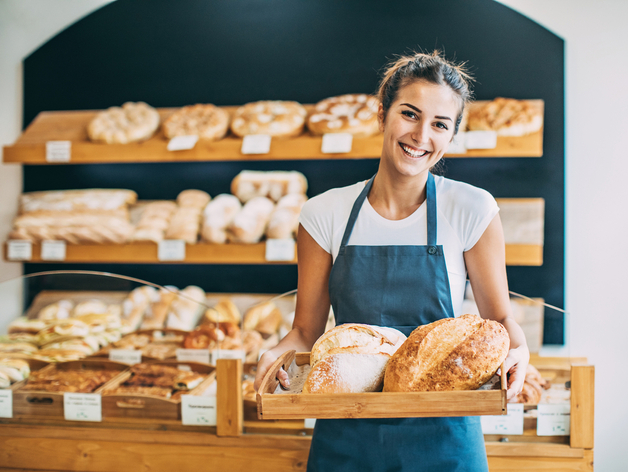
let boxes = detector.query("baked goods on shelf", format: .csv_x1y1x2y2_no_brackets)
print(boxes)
307,94,380,137
510,364,550,404
132,201,177,243
162,104,230,140
231,170,308,203
0,358,31,387
467,98,543,136
227,196,275,244
303,324,406,394
18,364,120,393
164,191,210,244
383,314,509,392
165,286,207,331
200,194,242,244
18,189,137,215
230,100,307,137
87,101,160,144
140,287,178,330
266,193,307,239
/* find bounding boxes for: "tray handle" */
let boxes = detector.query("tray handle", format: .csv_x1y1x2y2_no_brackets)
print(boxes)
257,350,296,395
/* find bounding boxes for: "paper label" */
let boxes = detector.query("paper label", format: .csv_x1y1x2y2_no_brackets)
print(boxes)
447,132,467,154
46,141,71,163
158,240,186,261
176,349,211,364
464,131,498,149
211,349,246,364
167,135,199,151
0,390,13,418
41,240,67,261
241,134,272,154
7,240,32,261
304,418,317,429
265,238,296,261
537,404,570,436
181,394,217,426
109,349,142,365
481,403,523,435
64,393,102,422
321,133,353,154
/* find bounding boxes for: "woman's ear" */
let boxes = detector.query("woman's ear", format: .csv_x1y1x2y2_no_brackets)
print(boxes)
377,103,385,133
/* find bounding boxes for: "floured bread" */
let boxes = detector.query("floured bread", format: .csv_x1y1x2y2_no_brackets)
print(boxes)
162,104,230,140
383,314,509,392
467,98,543,136
230,100,307,137
307,94,380,137
303,323,406,394
87,102,160,144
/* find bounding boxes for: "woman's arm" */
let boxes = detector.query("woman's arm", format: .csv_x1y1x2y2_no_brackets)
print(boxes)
463,213,529,400
254,224,333,390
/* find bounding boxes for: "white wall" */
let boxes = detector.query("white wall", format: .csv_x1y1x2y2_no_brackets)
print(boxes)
1,0,625,469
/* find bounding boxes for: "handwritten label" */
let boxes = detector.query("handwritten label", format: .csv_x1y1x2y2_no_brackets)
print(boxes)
447,132,467,154
321,133,353,153
304,418,317,429
211,349,246,364
109,349,142,365
464,130,498,149
45,141,71,163
41,240,66,261
64,393,102,422
158,240,186,261
241,134,271,154
481,403,523,435
167,135,199,151
537,404,570,436
265,238,296,261
181,394,217,426
176,349,211,364
7,240,32,261
0,390,13,418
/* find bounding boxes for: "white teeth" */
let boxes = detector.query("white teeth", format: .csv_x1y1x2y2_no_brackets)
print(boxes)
401,144,428,158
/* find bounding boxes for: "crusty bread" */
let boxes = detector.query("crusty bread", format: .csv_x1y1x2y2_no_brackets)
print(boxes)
467,98,543,137
200,194,242,243
227,196,275,243
307,94,380,137
231,170,308,203
162,104,230,140
230,100,307,138
383,314,509,392
87,102,160,144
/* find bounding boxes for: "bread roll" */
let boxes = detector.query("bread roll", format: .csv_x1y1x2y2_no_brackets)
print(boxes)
166,286,206,331
303,324,406,394
121,286,158,332
141,286,178,330
242,301,283,336
165,206,203,243
383,314,509,392
266,193,307,239
200,194,242,243
227,196,275,243
177,189,211,209
202,298,241,325
231,170,307,203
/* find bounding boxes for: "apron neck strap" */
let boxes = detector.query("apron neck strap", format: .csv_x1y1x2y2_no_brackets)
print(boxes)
340,172,438,248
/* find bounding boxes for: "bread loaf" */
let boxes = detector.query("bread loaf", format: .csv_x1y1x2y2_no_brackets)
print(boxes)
200,194,242,243
303,324,406,394
242,301,282,336
227,196,275,243
231,170,307,203
266,193,307,239
166,286,207,331
140,286,178,330
383,314,509,392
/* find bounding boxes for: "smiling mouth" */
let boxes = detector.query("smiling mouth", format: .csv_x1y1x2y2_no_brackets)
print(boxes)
399,143,430,158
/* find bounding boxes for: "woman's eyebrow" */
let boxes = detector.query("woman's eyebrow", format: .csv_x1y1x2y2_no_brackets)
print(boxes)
400,103,453,122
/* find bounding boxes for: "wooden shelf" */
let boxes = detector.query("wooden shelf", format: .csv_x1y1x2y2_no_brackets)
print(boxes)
3,241,540,266
2,102,544,164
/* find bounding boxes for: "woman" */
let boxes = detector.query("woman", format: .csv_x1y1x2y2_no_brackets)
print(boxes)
255,51,530,471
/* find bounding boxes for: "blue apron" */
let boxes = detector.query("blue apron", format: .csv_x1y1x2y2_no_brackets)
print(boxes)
307,173,488,472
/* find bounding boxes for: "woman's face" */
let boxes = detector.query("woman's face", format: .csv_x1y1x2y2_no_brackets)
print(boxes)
379,80,459,178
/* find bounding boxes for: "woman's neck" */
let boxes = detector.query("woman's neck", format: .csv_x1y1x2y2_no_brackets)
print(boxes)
368,165,429,221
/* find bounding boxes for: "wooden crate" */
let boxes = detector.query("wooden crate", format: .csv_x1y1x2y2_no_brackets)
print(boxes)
256,351,507,420
101,361,215,420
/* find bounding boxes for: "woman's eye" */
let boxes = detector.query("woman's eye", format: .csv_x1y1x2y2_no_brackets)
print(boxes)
435,121,449,130
401,110,417,119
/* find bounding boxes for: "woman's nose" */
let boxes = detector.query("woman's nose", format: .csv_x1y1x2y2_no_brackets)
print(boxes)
411,123,429,144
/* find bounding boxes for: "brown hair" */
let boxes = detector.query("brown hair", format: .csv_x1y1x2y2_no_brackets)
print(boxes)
378,50,473,134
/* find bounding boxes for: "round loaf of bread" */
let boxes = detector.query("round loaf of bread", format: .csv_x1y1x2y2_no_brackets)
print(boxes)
230,100,307,137
87,102,160,144
162,104,230,140
307,94,379,137
383,314,510,392
467,98,543,136
303,323,406,394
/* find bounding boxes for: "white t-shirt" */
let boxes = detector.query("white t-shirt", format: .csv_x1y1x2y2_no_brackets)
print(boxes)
298,175,499,317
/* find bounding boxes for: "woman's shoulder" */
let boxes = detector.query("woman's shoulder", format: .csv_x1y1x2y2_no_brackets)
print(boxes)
434,174,496,214
301,181,365,217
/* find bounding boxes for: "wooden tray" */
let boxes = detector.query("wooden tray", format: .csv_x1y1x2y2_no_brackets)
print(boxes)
101,361,215,420
12,359,129,417
257,351,507,420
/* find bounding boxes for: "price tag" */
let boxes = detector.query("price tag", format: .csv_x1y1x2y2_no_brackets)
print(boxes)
167,135,199,151
241,134,271,154
464,130,498,149
321,133,353,153
304,418,317,429
537,404,570,436
211,349,246,364
64,393,102,422
41,240,66,261
176,349,211,364
158,240,186,261
46,141,71,162
447,132,467,154
0,390,13,418
265,238,296,261
7,240,32,261
481,403,523,435
181,394,217,426
109,349,142,365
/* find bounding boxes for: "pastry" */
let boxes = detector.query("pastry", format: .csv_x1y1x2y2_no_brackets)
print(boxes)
162,104,230,140
121,286,159,332
231,170,307,203
87,101,160,144
166,286,206,331
36,300,74,321
307,94,379,137
467,98,543,136
242,301,284,336
140,287,178,330
230,100,307,137
266,193,307,239
202,298,241,325
200,194,242,243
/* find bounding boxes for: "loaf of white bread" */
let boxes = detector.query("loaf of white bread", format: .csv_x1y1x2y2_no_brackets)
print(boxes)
302,324,406,394
230,170,307,203
383,314,510,392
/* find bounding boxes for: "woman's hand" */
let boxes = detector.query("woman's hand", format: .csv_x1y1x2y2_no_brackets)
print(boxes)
254,349,290,392
501,345,530,400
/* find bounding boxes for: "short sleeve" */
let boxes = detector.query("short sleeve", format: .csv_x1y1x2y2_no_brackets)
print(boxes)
298,195,333,254
461,188,500,251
